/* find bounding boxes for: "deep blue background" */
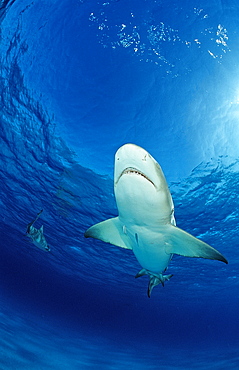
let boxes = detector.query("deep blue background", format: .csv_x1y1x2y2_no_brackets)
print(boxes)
0,0,239,368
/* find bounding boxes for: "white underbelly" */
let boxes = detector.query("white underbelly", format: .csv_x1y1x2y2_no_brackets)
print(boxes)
127,226,172,274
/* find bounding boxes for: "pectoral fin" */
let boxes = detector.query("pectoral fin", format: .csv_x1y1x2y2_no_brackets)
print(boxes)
84,217,132,250
165,225,228,264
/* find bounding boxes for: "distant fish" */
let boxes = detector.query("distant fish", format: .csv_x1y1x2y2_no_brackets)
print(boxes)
85,144,228,297
26,210,50,252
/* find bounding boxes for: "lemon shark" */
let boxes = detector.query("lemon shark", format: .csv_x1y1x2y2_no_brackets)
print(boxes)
85,144,228,297
26,210,50,252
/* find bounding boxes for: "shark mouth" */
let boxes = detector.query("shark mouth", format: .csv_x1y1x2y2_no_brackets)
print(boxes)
117,167,155,187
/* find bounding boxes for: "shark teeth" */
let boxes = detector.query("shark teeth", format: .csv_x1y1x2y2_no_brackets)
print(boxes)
118,167,155,187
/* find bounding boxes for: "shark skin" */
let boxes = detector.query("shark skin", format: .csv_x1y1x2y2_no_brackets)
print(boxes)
84,144,228,297
26,210,50,252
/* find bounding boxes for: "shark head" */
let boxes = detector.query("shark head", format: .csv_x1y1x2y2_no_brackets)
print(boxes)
114,144,175,225
115,144,163,190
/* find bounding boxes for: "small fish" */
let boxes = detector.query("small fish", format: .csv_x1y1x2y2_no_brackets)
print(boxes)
26,210,50,252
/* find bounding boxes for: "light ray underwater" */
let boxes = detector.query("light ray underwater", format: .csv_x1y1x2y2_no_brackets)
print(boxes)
0,0,238,369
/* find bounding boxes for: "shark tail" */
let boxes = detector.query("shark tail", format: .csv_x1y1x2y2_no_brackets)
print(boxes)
135,269,173,297
147,274,173,298
135,268,148,278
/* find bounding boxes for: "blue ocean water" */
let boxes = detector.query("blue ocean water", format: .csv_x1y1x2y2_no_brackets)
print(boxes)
0,0,239,368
